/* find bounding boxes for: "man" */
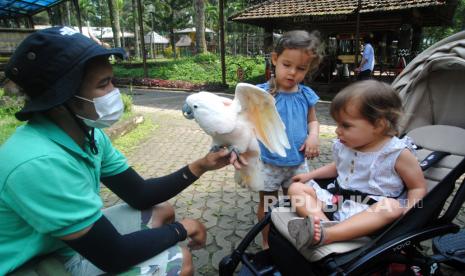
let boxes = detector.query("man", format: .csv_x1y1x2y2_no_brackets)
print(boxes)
356,35,375,80
0,27,244,275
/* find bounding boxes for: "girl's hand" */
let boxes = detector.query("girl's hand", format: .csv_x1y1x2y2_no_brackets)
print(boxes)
292,173,312,183
300,135,320,159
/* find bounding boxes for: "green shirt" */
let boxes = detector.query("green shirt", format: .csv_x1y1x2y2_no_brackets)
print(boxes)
0,115,129,274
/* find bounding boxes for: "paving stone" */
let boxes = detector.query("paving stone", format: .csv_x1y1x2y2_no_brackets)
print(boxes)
204,215,221,231
192,249,209,271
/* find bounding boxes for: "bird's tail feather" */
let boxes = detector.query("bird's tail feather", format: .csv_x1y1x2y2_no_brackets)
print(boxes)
234,157,264,191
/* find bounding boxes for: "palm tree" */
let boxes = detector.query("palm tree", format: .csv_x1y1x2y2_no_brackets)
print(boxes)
107,0,122,47
131,0,141,59
194,0,207,54
150,0,191,59
78,0,98,25
205,1,218,32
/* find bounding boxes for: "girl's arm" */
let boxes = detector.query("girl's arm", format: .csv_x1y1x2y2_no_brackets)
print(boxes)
300,106,320,159
395,149,427,212
292,162,338,183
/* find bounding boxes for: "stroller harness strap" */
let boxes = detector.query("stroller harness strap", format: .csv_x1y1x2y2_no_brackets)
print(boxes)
418,150,450,171
327,180,400,206
328,150,450,206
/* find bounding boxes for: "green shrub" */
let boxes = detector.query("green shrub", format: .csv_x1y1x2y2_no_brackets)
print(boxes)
163,47,181,58
194,53,218,63
121,93,133,114
0,90,24,144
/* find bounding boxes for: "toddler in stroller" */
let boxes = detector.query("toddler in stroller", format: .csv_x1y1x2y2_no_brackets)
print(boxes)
220,30,465,276
286,80,426,251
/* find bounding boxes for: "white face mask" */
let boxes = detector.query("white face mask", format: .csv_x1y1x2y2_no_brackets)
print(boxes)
74,88,124,128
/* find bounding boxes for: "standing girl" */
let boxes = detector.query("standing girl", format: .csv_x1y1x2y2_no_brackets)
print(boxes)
287,80,426,249
256,30,324,248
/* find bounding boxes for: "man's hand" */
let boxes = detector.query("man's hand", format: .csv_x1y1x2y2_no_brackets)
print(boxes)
189,147,248,177
179,219,207,250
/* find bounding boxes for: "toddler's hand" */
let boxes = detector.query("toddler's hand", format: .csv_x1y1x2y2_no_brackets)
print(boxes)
292,173,311,183
300,136,320,159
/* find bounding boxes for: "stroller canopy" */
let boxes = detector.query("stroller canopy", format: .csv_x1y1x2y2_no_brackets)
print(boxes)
393,31,465,134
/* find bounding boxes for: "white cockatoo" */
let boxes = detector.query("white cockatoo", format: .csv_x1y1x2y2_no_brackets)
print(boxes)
182,83,290,191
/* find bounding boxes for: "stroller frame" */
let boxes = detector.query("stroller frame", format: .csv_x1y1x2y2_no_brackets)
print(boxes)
220,158,465,275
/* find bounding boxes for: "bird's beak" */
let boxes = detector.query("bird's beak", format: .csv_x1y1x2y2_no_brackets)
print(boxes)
182,103,194,119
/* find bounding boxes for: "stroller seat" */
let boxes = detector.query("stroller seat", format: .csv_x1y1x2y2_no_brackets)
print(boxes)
271,207,371,262
270,124,465,264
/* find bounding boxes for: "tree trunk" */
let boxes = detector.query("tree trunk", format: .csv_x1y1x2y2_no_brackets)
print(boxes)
107,0,121,47
66,1,72,26
170,27,177,59
169,11,177,59
194,0,207,54
131,0,141,59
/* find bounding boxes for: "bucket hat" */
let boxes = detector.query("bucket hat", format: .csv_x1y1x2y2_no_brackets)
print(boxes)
5,26,126,121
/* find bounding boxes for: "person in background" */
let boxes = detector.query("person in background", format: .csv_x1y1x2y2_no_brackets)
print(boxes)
355,35,375,80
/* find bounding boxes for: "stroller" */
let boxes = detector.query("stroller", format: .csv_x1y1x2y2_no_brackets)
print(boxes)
219,31,465,276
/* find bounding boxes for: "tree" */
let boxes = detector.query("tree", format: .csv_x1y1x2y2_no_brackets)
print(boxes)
107,0,122,47
205,1,218,31
131,0,141,59
150,0,191,59
194,0,207,54
78,0,98,25
422,0,465,49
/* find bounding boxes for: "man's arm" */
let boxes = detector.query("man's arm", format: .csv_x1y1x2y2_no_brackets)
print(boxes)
102,166,198,210
102,148,237,210
60,216,205,273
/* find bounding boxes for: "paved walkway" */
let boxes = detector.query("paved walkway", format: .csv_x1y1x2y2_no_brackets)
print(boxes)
101,90,464,275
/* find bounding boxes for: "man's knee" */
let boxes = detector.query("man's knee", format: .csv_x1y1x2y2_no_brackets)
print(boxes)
155,202,175,221
180,247,193,276
150,202,176,228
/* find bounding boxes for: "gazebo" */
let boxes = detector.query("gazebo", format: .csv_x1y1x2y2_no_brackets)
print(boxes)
144,31,169,58
230,0,458,80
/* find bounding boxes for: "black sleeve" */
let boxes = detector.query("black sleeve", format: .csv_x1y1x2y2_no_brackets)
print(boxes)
101,166,198,210
63,215,187,273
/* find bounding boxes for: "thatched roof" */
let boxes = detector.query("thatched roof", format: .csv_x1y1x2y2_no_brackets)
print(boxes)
230,0,457,33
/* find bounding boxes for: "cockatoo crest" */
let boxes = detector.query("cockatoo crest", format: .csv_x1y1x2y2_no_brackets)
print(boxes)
183,83,290,191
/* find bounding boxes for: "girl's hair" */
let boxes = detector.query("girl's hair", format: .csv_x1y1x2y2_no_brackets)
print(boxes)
330,80,403,136
268,30,324,95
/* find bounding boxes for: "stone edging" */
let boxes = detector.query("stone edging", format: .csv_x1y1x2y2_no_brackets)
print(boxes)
105,114,144,141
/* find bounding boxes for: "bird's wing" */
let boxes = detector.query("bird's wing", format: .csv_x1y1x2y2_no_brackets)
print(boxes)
234,83,290,157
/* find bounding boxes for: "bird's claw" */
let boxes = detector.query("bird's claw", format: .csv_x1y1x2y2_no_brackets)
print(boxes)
210,145,223,152
210,145,241,156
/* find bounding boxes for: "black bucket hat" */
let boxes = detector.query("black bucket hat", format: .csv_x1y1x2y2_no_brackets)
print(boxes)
5,26,126,121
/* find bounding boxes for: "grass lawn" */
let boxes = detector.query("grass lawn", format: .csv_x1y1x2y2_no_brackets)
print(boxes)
112,116,156,156
0,88,24,145
113,54,266,88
